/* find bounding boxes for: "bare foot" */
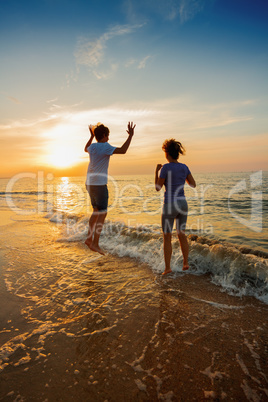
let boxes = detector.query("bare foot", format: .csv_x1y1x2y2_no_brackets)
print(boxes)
182,265,189,271
85,238,92,248
89,244,106,256
162,269,172,276
85,238,105,255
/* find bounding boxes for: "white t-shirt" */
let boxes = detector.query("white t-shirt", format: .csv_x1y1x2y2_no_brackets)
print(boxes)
86,142,116,185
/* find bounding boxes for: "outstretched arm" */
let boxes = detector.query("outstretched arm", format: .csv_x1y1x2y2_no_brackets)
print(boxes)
113,122,136,154
84,125,94,152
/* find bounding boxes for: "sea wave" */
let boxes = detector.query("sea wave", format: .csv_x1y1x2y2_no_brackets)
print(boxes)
0,191,49,196
45,211,268,304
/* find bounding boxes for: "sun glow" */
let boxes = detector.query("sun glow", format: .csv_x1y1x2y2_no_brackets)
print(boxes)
42,122,85,169
48,145,80,168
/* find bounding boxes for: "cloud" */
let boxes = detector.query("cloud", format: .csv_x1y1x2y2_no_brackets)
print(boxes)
0,91,20,104
123,0,207,23
6,96,21,104
74,23,144,79
125,55,152,69
178,0,205,23
125,58,137,68
1,96,263,176
0,115,62,132
0,97,256,137
75,37,104,68
46,97,58,104
138,55,152,69
165,0,207,22
93,64,119,80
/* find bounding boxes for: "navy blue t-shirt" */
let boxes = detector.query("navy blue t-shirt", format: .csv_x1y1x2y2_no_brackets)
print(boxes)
159,162,191,203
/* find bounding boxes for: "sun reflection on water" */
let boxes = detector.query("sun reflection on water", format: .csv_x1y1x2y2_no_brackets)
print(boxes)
55,177,87,214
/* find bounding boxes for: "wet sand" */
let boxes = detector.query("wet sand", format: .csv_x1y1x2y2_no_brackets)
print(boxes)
0,217,268,401
0,211,14,227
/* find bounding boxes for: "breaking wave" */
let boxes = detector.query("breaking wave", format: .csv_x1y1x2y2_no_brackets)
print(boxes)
45,211,268,305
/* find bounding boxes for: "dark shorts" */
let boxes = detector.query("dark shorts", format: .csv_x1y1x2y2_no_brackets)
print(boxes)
161,199,188,233
86,185,108,212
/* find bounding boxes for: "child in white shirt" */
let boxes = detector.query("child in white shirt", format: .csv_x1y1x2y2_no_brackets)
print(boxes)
84,122,135,255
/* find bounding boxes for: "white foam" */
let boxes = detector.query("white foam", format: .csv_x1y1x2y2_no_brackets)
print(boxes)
82,323,118,337
134,379,147,392
200,352,226,384
104,224,268,303
0,337,28,372
190,297,244,310
14,354,31,366
241,379,261,402
49,216,268,304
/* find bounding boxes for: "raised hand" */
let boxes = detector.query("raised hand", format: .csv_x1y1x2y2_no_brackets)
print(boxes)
88,125,94,137
126,121,136,136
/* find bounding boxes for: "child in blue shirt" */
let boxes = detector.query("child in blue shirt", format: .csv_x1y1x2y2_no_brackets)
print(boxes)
155,139,196,275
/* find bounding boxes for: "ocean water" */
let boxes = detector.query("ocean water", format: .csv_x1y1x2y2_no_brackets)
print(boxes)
1,171,268,400
0,171,267,305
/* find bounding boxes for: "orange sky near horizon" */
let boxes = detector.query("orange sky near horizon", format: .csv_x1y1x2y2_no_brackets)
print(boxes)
1,101,267,179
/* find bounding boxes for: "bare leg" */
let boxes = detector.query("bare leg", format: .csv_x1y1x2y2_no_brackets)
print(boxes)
90,211,107,255
177,231,189,270
85,209,107,255
85,209,99,245
162,232,173,275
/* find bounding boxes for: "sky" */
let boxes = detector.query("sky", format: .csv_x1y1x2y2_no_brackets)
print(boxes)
0,0,268,177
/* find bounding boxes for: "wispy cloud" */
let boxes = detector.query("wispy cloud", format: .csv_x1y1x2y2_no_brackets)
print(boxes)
1,96,263,175
6,95,21,104
46,97,58,104
138,55,152,69
74,23,144,79
178,0,205,23
1,91,22,105
93,64,119,80
125,58,136,68
125,55,153,69
164,0,207,22
123,0,207,23
0,97,256,135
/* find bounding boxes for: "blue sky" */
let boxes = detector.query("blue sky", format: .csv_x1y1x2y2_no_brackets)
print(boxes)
0,0,267,176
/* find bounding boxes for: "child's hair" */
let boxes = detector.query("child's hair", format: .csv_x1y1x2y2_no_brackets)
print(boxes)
93,123,110,142
162,139,185,160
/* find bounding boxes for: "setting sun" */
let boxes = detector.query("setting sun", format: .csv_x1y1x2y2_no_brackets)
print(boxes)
40,122,85,170
48,145,81,168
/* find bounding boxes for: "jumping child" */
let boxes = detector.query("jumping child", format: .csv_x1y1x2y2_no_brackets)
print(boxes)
84,122,135,255
155,139,196,275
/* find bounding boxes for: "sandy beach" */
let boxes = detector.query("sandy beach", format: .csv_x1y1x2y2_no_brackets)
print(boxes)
0,215,268,401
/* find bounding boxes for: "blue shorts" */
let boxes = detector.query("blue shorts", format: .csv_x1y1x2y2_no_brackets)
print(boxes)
161,199,188,233
86,185,108,212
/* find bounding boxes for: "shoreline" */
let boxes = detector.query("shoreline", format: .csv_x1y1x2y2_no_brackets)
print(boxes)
0,216,267,401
